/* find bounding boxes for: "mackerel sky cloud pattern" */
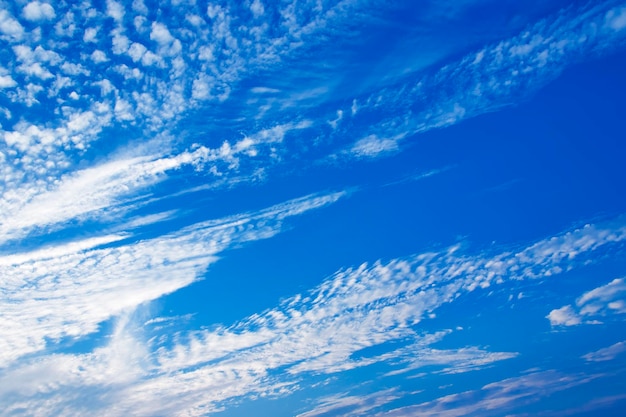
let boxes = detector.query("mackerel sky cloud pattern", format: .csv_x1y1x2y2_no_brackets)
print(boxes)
1,0,626,416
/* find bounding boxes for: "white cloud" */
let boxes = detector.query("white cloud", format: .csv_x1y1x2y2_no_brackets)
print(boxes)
351,98,358,115
22,2,56,22
0,191,345,368
1,1,625,414
251,86,280,94
338,1,626,161
0,209,624,415
0,147,211,242
547,305,582,327
111,29,130,54
373,370,601,417
606,6,626,31
106,0,125,22
0,10,24,40
583,341,626,362
0,75,16,88
127,42,147,62
132,0,148,15
578,278,626,312
0,234,127,266
150,22,181,57
250,0,265,18
83,27,98,42
547,278,626,327
350,134,402,158
150,22,175,45
382,338,518,377
54,10,75,37
328,109,343,129
90,49,108,63
297,389,401,417
191,74,212,99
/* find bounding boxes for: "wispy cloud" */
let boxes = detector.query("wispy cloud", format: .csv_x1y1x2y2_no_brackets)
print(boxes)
2,0,625,247
371,370,603,417
0,191,344,369
1,1,625,416
333,0,626,160
0,146,207,244
382,338,518,377
1,216,624,416
296,388,402,417
547,277,626,327
583,341,626,362
0,0,368,239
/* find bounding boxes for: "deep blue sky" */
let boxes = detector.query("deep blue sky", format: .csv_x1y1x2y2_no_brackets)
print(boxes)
1,1,625,416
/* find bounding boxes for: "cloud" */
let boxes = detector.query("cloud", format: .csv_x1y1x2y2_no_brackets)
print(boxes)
0,191,344,369
0,1,625,415
250,0,265,19
22,2,56,22
546,305,582,327
296,389,402,417
382,339,518,377
251,86,281,94
337,0,626,160
0,74,17,88
0,0,370,229
2,0,622,246
106,0,125,22
583,341,626,362
0,10,24,40
1,216,623,415
547,278,626,327
349,134,403,159
0,147,207,243
606,6,626,31
372,370,602,417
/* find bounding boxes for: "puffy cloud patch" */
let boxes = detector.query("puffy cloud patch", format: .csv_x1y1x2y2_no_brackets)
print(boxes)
22,1,56,22
547,278,626,327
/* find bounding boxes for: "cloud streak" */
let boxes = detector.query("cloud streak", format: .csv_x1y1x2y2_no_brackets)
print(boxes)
371,370,603,417
332,0,626,160
0,191,344,369
547,277,626,327
1,1,625,416
1,216,624,416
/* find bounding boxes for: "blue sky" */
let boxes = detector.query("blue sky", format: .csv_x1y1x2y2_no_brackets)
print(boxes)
1,0,626,415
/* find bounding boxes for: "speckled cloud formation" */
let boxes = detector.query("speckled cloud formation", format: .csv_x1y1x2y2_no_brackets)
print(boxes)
1,0,626,416
2,217,625,416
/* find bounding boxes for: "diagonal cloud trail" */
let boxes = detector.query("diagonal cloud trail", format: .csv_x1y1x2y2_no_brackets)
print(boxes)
0,190,345,369
332,0,626,159
1,216,623,416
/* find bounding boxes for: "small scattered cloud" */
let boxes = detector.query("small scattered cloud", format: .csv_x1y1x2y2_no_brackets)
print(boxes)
605,6,626,31
0,75,17,88
583,341,626,362
22,2,56,22
0,10,24,40
349,134,404,159
251,86,280,94
250,0,265,19
547,278,626,327
547,305,582,327
327,110,343,129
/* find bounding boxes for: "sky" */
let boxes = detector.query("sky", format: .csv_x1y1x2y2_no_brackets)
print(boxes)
1,0,626,416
